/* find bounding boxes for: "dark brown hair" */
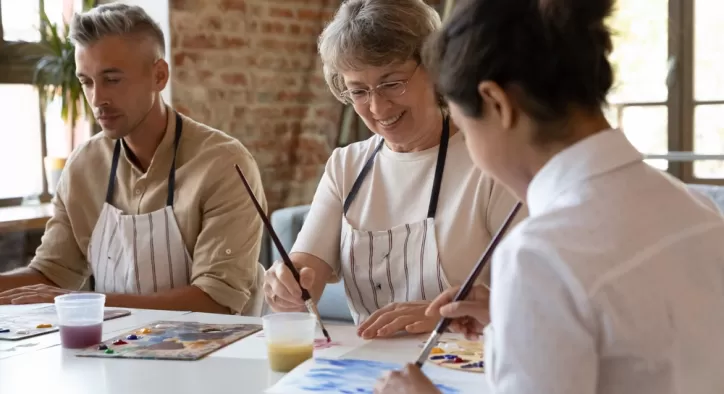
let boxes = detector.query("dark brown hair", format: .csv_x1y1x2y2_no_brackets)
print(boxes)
423,0,615,128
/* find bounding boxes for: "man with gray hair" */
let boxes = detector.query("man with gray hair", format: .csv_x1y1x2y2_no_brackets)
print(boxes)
0,4,266,315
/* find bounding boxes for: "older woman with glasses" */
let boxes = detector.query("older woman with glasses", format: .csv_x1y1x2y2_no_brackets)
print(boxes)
263,0,524,339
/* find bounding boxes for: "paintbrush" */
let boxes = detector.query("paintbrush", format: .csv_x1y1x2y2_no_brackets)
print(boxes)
234,164,332,343
414,201,523,368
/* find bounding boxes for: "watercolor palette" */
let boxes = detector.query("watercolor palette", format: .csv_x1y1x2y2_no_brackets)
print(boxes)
267,358,481,394
427,338,484,373
74,321,262,361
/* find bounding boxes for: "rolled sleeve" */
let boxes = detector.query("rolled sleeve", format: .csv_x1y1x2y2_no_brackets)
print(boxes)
28,160,90,290
190,145,265,314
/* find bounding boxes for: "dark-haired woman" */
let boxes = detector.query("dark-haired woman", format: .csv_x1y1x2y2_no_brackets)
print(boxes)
374,0,724,393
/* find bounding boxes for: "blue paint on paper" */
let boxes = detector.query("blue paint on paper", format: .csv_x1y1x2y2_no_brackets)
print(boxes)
281,358,462,394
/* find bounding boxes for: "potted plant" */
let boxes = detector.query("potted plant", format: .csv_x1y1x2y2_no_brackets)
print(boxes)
0,1,97,196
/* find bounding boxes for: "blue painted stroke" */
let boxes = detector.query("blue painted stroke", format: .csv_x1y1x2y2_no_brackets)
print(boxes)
285,358,460,394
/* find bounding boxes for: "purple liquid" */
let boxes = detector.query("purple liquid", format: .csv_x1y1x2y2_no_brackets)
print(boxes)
59,323,103,349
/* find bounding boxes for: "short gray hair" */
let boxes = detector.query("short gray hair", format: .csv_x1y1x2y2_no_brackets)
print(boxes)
69,3,165,59
318,0,442,102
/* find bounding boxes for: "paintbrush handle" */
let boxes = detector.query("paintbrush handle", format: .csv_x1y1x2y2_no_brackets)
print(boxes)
415,201,523,367
234,165,312,302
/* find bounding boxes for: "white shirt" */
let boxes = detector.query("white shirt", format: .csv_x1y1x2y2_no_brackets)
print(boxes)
292,131,524,285
485,129,724,394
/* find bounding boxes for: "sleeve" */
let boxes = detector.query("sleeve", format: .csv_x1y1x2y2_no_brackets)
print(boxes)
190,145,266,314
28,154,91,290
486,234,598,394
290,148,344,282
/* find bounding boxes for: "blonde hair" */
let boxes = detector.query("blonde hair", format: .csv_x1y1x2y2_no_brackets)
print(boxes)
69,3,165,59
318,0,442,103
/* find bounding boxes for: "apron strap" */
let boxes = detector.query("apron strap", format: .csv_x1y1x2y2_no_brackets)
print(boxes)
166,112,183,207
343,138,385,215
105,112,184,207
342,113,450,219
426,115,450,218
105,139,122,204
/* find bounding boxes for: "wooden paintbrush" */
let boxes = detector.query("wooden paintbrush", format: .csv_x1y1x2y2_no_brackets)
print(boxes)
415,201,523,368
234,164,331,343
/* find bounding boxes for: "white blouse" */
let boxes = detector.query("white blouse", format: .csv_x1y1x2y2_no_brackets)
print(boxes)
485,129,724,394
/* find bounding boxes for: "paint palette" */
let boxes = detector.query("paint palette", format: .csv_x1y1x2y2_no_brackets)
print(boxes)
75,320,262,361
426,338,484,373
0,305,131,341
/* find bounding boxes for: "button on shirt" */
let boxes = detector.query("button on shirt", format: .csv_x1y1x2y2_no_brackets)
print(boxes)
28,107,266,314
486,129,724,394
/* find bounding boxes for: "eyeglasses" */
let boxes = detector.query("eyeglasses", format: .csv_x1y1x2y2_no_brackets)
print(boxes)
340,65,419,105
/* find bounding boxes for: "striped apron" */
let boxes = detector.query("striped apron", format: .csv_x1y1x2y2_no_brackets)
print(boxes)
340,115,452,325
87,112,191,294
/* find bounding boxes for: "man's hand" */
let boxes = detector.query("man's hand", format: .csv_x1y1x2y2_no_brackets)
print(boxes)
357,301,440,339
0,284,73,305
373,363,441,394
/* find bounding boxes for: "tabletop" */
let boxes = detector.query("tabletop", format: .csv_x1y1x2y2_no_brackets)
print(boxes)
0,304,489,394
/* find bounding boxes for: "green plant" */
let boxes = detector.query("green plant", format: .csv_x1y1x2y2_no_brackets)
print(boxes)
32,0,96,132
0,0,97,134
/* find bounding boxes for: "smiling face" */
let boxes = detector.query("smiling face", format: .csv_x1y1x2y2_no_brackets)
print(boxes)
75,34,168,140
340,60,442,152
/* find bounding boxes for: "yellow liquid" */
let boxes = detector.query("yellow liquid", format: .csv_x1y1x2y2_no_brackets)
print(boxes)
267,342,314,372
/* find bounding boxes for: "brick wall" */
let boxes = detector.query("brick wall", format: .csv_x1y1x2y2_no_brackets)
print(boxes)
169,0,445,213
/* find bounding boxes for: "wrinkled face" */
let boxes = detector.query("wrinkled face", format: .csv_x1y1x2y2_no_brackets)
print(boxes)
340,59,441,150
75,34,167,140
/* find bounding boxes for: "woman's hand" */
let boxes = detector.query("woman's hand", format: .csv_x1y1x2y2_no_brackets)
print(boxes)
425,284,490,340
263,260,316,312
373,363,441,394
357,301,441,339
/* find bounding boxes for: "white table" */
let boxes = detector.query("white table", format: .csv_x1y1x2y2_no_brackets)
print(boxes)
0,306,487,393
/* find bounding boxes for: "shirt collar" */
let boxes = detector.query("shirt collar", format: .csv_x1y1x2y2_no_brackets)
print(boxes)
526,129,643,216
121,104,177,171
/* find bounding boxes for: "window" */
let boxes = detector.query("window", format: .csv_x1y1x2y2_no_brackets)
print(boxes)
0,0,89,206
606,0,724,183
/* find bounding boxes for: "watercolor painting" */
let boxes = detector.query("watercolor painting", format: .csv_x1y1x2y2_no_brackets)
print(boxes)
267,358,481,394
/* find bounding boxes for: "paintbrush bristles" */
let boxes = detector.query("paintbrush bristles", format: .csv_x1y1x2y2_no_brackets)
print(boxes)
234,164,332,342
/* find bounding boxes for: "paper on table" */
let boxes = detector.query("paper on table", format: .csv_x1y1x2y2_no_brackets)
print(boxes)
266,357,484,394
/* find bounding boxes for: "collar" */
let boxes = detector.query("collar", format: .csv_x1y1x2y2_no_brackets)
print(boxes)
526,129,643,216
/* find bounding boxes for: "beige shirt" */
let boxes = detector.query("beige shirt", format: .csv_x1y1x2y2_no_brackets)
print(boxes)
28,107,267,314
292,131,526,287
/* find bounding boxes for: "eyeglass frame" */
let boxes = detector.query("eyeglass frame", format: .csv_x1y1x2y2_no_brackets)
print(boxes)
339,64,420,105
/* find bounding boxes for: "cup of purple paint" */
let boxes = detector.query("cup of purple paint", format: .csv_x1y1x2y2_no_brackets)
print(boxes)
54,293,106,349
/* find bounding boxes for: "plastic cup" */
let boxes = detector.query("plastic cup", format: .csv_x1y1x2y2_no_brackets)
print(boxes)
54,293,106,349
262,312,316,372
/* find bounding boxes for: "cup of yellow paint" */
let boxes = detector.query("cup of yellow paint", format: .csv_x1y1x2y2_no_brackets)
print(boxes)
262,312,316,373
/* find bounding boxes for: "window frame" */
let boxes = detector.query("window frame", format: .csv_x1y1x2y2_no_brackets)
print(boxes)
0,0,52,207
608,0,724,185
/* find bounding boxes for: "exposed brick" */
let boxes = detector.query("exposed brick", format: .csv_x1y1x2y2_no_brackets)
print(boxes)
181,33,217,49
269,7,294,18
262,21,286,34
220,36,249,48
171,0,346,212
219,0,246,12
220,72,248,86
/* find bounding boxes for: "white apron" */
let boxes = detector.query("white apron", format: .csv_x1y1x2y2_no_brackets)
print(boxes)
87,112,192,294
339,116,453,325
